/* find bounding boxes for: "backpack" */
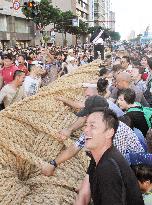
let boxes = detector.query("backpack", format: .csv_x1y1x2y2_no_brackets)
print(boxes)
127,102,152,128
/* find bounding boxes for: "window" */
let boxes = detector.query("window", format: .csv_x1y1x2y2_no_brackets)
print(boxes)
0,16,7,31
15,19,29,33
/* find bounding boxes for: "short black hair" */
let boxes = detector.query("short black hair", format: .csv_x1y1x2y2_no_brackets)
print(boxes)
122,56,130,63
115,56,121,60
97,78,108,94
2,53,13,61
13,70,25,80
99,68,108,77
112,64,123,73
118,88,136,104
90,107,119,140
132,164,152,183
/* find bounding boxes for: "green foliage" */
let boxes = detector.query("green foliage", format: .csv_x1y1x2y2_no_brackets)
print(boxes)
55,11,88,42
55,10,74,33
109,31,121,41
88,26,104,34
22,0,60,30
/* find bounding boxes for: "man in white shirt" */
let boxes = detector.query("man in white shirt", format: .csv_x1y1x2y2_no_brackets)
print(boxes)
0,70,25,108
90,27,109,60
23,64,45,96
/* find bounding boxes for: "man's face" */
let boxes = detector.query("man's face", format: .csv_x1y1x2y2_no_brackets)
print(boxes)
115,58,121,64
84,57,88,62
121,58,128,69
138,180,150,193
45,57,52,64
84,112,112,151
117,94,128,110
18,56,25,65
57,55,62,60
116,77,125,89
17,73,25,86
3,58,13,67
140,57,148,67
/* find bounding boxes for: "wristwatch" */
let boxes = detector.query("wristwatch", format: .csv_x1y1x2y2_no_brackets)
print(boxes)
49,159,57,168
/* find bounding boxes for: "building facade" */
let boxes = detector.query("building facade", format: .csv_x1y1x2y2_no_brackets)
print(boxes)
94,0,105,27
109,11,115,31
46,0,91,45
93,0,115,30
104,0,111,29
0,0,36,49
0,0,115,48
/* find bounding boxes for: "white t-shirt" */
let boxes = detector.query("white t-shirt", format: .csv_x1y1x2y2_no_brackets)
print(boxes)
0,84,25,107
23,76,41,97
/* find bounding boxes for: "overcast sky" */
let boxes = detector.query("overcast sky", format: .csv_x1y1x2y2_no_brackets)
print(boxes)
112,0,152,39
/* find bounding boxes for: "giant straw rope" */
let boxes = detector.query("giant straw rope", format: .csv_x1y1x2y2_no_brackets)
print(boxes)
0,60,101,204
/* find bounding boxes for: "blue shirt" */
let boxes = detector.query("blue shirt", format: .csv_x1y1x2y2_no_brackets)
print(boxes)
107,99,124,117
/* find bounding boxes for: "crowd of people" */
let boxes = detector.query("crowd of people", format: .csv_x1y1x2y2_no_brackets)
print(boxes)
0,40,152,204
0,44,96,108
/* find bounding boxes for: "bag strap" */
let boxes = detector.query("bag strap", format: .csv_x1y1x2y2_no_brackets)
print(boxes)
109,158,126,205
128,106,151,128
127,106,143,113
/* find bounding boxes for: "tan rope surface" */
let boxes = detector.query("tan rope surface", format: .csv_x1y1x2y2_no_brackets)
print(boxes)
0,60,101,205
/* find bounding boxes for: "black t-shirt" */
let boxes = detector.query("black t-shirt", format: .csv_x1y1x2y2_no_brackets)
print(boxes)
126,107,149,137
87,146,144,205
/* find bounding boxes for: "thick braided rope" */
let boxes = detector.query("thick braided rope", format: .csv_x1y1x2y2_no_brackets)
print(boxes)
0,60,101,204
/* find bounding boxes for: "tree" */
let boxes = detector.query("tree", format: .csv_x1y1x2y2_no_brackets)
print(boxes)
109,31,121,41
55,11,88,45
88,26,104,34
55,11,74,40
69,20,88,44
22,0,60,30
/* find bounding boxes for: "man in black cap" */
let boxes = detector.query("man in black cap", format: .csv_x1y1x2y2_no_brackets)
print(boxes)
40,96,144,177
76,95,109,117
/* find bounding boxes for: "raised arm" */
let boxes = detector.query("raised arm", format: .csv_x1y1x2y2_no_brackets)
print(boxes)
55,96,84,109
58,117,87,140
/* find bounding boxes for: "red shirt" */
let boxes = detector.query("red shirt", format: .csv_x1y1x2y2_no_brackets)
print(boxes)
141,73,148,81
0,64,19,85
18,64,29,75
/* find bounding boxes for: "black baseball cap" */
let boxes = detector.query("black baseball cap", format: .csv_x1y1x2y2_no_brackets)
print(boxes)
76,95,109,117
